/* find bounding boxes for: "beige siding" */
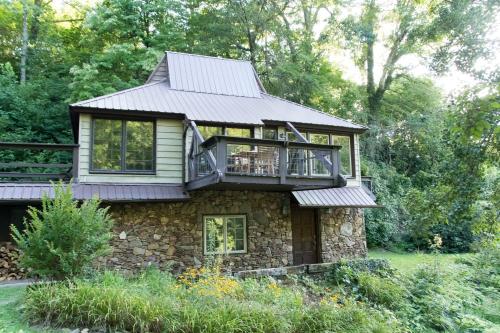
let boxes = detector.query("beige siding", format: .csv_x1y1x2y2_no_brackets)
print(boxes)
78,114,183,184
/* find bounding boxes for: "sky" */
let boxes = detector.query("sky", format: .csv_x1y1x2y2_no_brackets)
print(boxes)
52,0,499,97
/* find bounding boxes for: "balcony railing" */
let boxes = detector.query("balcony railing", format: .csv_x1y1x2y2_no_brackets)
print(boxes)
0,142,79,182
187,134,344,190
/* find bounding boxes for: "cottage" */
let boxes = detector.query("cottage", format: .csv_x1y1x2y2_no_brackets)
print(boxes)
0,52,377,273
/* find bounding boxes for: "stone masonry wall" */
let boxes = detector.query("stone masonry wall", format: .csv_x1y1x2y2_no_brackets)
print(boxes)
102,190,366,273
104,191,293,274
319,208,367,262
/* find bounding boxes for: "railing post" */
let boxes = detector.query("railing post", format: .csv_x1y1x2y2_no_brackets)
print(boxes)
279,144,287,184
215,137,226,176
72,146,79,180
331,148,339,177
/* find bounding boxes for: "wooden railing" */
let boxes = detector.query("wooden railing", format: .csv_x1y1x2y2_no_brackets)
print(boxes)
186,134,345,189
0,142,79,182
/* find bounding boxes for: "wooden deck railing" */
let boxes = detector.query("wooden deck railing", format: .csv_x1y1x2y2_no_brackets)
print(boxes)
0,142,79,182
187,133,345,190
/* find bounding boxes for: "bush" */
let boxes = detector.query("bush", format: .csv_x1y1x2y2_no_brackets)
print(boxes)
328,258,394,285
11,182,113,279
24,269,403,333
357,272,406,309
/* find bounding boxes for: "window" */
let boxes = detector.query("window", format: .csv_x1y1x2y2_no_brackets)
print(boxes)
226,128,251,138
332,135,352,176
198,126,223,140
262,128,277,140
309,133,330,176
204,215,246,254
91,118,154,172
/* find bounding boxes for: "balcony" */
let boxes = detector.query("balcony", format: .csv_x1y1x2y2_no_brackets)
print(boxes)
187,135,345,191
0,142,78,182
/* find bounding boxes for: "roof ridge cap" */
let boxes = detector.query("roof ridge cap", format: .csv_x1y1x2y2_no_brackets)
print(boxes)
70,80,166,106
166,51,252,64
262,92,367,129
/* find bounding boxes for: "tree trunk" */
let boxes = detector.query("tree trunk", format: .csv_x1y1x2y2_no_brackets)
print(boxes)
20,0,28,84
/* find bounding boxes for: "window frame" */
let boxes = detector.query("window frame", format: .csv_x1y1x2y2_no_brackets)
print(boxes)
203,214,247,255
196,122,255,140
285,129,356,178
331,133,355,178
90,116,157,175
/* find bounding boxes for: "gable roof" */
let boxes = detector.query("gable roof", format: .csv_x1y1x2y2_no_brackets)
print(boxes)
71,51,366,132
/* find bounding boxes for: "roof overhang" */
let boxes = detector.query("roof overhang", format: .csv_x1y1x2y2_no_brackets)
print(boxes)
0,183,190,203
292,186,380,208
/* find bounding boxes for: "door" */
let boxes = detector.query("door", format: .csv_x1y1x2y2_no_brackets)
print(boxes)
291,205,319,265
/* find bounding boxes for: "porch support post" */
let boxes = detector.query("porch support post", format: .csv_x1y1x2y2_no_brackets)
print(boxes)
279,143,287,184
189,120,217,171
72,146,79,180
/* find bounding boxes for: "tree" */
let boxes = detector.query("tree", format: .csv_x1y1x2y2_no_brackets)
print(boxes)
11,183,113,279
336,0,499,119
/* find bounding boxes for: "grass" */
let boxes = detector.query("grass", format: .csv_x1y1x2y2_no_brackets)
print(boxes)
0,285,63,333
368,249,471,273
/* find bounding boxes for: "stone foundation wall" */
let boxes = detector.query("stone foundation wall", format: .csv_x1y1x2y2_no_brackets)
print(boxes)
102,190,366,273
319,208,367,262
105,191,292,273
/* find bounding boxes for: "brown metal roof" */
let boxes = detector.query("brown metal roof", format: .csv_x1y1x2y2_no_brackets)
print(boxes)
0,183,189,202
71,80,366,130
292,187,378,208
166,52,262,97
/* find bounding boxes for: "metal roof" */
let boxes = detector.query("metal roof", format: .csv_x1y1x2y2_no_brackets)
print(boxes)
71,80,365,130
167,52,262,97
0,183,189,202
292,187,378,208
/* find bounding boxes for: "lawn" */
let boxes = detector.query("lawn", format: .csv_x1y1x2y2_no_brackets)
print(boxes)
0,284,63,333
368,249,470,273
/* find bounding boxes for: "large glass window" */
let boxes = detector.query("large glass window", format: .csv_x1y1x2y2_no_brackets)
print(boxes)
332,135,352,176
309,133,330,176
91,118,154,172
204,215,247,254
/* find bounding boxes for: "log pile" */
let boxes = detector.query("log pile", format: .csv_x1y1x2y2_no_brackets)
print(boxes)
0,242,26,281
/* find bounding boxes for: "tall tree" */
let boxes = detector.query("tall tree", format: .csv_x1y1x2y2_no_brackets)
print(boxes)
337,0,499,119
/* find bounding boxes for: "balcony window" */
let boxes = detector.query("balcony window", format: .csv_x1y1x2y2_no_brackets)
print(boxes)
332,135,352,176
91,118,154,172
263,128,278,140
309,133,330,176
204,215,247,254
226,127,251,138
199,126,223,140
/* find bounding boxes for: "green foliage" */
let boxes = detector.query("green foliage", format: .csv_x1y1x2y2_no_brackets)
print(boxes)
24,268,402,333
327,255,499,332
11,182,113,279
0,0,498,254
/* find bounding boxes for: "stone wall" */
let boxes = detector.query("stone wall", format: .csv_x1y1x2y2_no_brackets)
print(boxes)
102,190,366,273
104,190,293,274
319,208,367,262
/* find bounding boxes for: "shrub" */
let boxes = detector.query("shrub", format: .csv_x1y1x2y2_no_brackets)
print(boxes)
328,258,394,285
11,182,113,279
357,272,406,309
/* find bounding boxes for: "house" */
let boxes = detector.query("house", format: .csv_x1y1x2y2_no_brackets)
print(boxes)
0,51,377,273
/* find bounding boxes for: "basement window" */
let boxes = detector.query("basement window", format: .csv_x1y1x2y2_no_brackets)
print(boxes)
204,215,247,254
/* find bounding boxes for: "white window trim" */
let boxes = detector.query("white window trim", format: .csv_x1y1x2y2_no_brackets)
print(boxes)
203,215,247,255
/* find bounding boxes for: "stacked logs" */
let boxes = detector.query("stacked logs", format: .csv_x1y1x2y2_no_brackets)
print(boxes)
0,242,25,281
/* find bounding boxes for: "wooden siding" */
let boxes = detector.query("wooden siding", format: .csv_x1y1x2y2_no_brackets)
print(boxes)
78,114,183,184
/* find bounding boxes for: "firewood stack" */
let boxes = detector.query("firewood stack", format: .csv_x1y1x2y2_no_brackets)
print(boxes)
0,242,26,281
